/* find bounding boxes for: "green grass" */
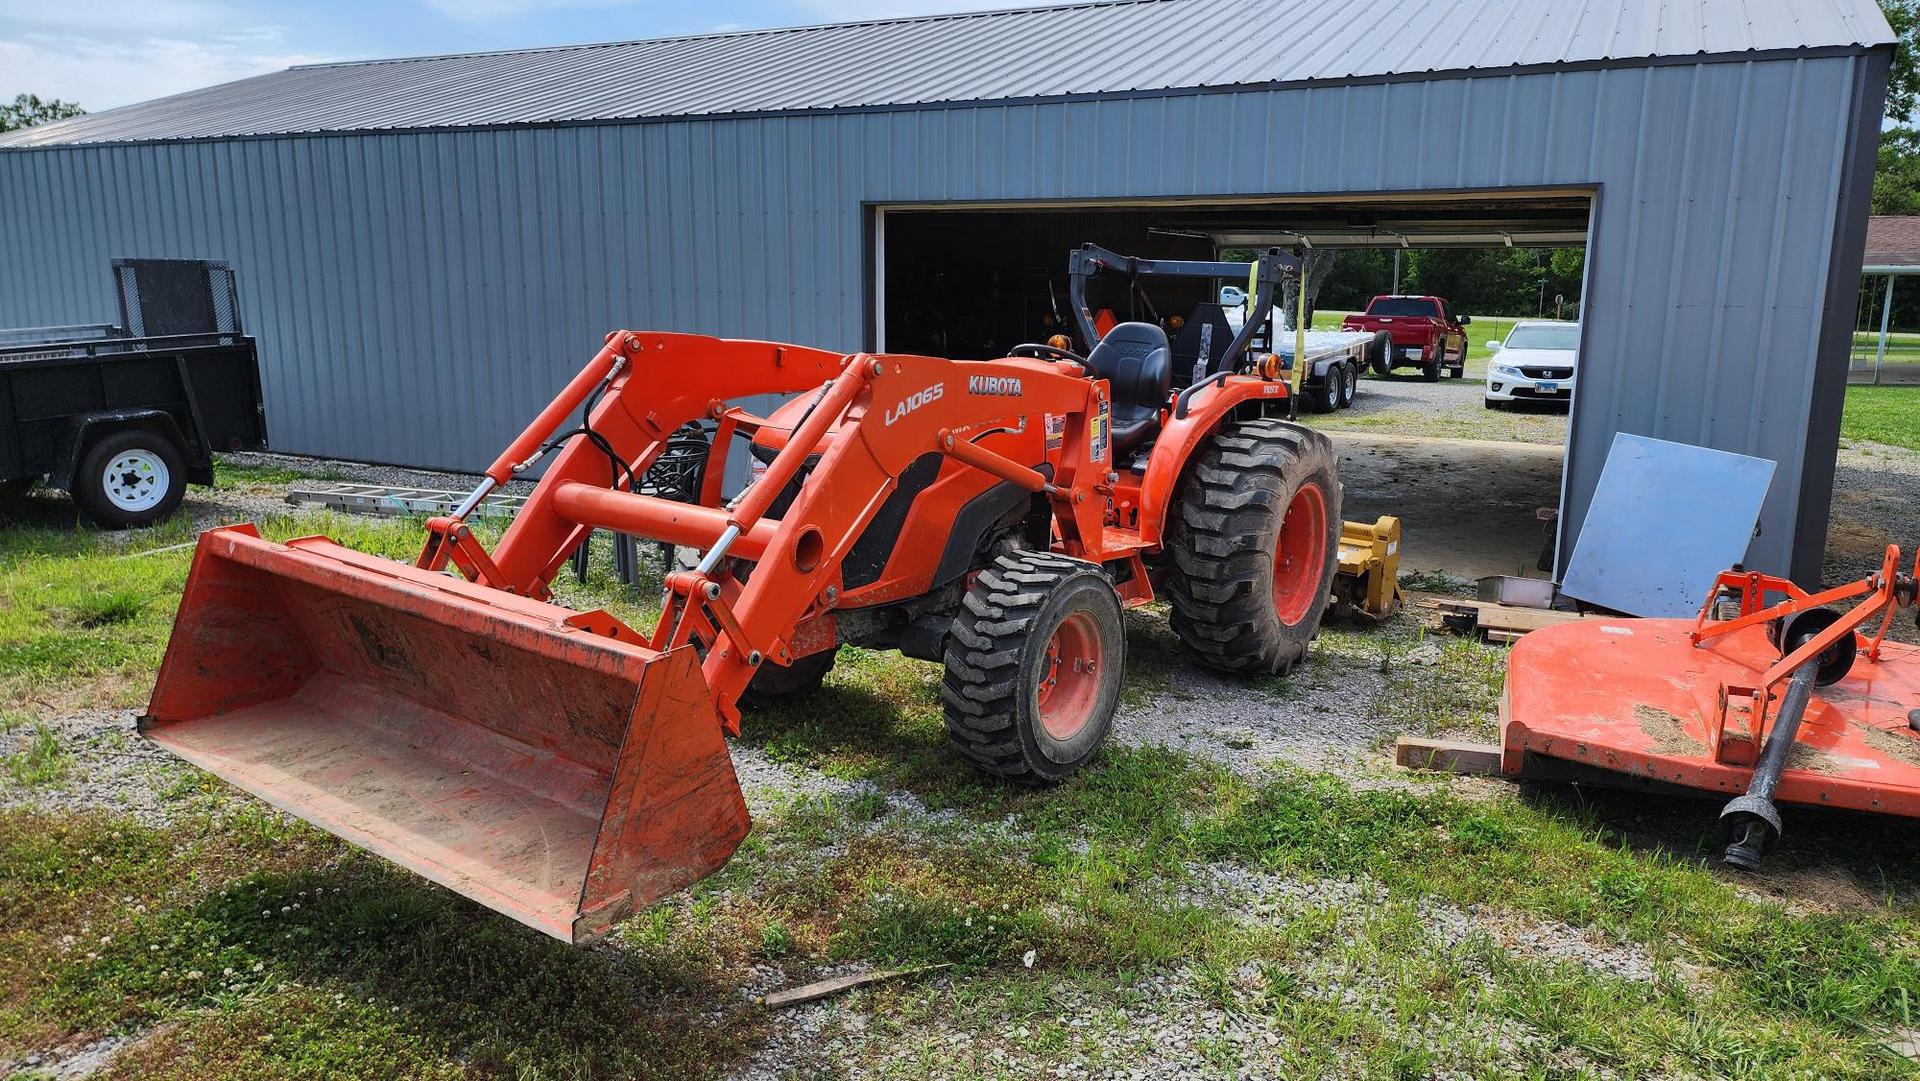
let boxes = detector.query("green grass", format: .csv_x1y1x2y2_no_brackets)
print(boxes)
4,497,1919,1076
1841,385,1920,451
0,511,440,711
3,725,72,788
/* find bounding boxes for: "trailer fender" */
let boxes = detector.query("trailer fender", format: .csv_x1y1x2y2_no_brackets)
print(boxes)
54,409,199,491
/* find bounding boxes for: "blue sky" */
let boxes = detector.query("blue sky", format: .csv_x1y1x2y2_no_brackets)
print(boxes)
0,0,1066,111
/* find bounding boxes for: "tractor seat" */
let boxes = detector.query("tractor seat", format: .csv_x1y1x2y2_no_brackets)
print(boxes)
1084,321,1172,456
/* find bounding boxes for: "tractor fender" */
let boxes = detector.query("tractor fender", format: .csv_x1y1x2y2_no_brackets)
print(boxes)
1136,379,1292,550
52,409,199,491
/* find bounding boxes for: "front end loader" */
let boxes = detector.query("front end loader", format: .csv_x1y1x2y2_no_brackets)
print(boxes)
145,289,1350,942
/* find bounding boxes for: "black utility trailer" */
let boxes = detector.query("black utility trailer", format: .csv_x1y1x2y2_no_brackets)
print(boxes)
0,260,266,528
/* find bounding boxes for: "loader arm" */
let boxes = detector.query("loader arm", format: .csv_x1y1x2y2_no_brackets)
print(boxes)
427,333,1114,731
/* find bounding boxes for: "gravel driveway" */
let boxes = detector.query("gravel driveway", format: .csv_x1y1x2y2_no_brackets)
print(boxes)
1309,371,1570,445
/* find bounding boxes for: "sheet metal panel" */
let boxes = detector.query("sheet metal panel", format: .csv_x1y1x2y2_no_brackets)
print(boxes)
0,53,1884,581
0,0,1893,148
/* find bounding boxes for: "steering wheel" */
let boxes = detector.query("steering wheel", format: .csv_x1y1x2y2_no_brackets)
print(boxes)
1007,343,1087,363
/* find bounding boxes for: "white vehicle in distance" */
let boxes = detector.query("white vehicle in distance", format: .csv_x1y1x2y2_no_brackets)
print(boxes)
1218,285,1247,308
1485,320,1580,409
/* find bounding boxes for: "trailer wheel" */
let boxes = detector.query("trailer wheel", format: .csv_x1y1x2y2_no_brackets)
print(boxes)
941,550,1124,784
1337,362,1359,408
73,428,186,529
1305,367,1341,413
1166,419,1341,675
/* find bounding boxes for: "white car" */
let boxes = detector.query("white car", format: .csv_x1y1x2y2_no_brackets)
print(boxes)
1485,320,1580,407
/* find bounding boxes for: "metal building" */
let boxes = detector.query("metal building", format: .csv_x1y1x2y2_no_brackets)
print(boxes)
0,0,1893,581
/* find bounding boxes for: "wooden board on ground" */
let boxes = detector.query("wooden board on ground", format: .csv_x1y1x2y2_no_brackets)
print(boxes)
1394,736,1504,776
1426,598,1589,641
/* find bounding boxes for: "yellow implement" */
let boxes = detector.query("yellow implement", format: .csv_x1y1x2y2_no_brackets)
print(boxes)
1334,515,1404,620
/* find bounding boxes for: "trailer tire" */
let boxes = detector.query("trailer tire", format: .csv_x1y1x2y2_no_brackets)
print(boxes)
740,647,839,707
941,550,1124,785
1306,367,1341,414
1338,362,1358,408
1166,419,1341,675
72,428,187,529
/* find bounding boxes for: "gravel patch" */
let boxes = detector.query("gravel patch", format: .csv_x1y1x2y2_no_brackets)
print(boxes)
1114,648,1395,783
1177,861,1657,985
728,957,1614,1081
2,1033,138,1079
0,709,202,827
219,449,514,497
1313,372,1569,445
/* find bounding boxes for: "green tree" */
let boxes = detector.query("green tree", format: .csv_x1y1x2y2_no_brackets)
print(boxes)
1874,2,1920,215
0,93,84,133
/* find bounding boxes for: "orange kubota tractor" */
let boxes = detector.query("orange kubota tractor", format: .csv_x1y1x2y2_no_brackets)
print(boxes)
141,249,1345,943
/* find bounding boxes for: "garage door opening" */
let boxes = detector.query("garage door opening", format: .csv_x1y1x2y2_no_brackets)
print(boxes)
873,193,1593,584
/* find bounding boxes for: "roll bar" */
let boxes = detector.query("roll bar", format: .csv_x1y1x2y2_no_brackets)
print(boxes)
1066,242,1298,375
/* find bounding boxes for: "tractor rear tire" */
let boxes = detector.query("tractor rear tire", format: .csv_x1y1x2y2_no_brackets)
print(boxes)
941,550,1124,785
1166,419,1341,675
739,647,838,708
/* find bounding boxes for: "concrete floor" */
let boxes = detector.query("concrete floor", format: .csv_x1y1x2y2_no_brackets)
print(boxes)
1332,431,1564,582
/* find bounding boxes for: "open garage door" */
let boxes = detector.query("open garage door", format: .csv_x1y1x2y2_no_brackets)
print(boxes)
872,192,1593,584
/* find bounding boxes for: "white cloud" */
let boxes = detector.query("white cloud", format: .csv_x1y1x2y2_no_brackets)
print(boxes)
416,0,636,20
0,30,333,110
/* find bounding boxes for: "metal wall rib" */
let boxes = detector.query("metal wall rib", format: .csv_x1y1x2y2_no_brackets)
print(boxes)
0,53,1884,579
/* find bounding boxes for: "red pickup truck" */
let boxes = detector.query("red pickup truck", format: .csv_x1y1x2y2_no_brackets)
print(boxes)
1341,296,1469,381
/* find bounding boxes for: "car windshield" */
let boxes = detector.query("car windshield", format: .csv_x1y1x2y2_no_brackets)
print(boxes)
1366,298,1441,317
1504,324,1580,351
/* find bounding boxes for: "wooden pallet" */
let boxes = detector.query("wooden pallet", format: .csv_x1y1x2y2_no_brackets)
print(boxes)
285,482,527,519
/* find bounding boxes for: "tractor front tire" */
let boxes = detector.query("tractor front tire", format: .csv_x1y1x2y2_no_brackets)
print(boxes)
739,647,838,708
941,551,1125,784
1166,419,1341,675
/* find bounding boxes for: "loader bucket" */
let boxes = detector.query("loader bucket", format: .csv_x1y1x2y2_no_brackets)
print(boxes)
142,525,749,944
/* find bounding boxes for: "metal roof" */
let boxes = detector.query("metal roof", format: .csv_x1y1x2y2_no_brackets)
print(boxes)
1,0,1893,148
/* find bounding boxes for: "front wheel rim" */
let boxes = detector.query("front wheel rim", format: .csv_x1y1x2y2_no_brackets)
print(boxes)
102,449,169,512
1037,611,1102,740
1271,484,1328,624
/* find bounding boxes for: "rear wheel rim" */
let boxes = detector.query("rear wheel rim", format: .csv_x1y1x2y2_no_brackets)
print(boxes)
103,449,168,513
1271,484,1328,624
1037,610,1102,740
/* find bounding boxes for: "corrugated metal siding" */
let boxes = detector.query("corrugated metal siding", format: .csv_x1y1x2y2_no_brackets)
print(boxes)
0,0,1893,147
0,53,1881,578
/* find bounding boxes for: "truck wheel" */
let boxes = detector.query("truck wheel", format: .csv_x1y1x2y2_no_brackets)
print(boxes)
941,550,1124,784
1337,363,1358,408
739,647,838,707
1166,419,1341,675
1420,359,1442,383
1306,368,1341,413
73,429,187,529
